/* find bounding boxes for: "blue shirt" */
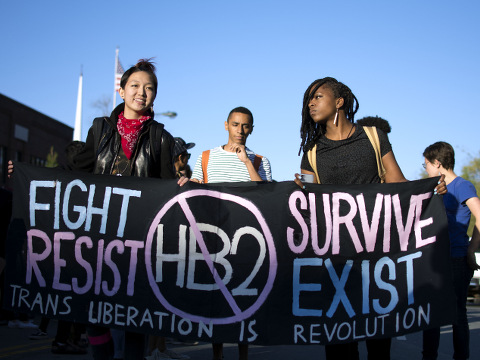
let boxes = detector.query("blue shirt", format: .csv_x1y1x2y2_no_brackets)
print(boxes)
444,177,477,257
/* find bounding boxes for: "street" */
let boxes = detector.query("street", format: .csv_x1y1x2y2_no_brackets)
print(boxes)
1,304,479,359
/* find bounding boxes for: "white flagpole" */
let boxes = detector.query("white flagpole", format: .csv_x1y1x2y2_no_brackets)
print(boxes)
73,67,83,141
113,47,119,111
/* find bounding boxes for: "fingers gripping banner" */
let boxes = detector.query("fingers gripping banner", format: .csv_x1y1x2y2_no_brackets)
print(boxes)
4,163,454,345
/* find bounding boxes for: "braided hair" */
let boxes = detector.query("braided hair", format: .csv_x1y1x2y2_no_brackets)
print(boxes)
299,77,359,155
120,58,158,94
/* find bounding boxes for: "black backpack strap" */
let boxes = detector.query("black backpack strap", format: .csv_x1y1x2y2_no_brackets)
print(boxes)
92,117,107,157
149,121,164,165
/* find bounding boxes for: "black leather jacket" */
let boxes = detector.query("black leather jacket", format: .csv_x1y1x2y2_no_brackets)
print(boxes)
71,103,176,179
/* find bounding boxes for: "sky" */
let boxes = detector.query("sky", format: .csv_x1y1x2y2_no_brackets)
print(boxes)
1,0,479,181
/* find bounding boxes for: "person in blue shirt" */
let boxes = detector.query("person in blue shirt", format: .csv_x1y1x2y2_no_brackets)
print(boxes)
422,141,480,360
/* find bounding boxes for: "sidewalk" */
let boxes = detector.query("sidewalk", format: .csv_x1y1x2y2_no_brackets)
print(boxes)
1,305,479,359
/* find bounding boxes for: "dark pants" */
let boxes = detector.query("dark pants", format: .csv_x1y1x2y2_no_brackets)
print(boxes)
55,321,73,343
325,338,391,360
38,317,50,332
87,325,145,360
87,326,114,360
423,257,473,360
54,321,86,344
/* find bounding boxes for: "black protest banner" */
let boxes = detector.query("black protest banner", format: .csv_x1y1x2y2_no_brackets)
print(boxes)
4,163,454,345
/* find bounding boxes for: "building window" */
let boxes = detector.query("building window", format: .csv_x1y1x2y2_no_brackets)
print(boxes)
14,124,29,142
30,156,46,167
15,151,22,162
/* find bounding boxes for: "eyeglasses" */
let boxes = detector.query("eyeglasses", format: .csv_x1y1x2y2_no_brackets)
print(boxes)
187,153,191,160
422,161,432,169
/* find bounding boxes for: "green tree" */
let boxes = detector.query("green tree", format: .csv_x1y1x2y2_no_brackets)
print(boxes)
45,146,58,168
419,169,428,179
461,152,480,236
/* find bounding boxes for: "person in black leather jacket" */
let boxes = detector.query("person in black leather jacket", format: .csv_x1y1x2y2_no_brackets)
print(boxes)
6,59,189,360
71,64,175,179
70,59,187,360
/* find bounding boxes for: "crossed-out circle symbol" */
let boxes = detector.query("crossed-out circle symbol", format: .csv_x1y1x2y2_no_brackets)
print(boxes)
144,189,277,325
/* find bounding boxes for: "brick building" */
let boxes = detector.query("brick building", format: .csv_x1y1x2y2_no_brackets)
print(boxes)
0,93,73,188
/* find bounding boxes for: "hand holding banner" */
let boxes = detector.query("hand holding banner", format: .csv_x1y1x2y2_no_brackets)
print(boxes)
4,163,454,345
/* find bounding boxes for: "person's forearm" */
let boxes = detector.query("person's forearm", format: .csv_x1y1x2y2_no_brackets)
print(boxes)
467,225,480,270
469,226,480,254
244,161,262,181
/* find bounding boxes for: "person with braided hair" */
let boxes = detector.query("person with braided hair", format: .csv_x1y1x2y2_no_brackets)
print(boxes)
293,77,446,360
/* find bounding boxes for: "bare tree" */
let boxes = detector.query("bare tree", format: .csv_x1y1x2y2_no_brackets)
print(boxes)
91,94,111,116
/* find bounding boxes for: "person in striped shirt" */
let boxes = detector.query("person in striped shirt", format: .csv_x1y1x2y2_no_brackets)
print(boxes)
190,107,272,360
191,106,272,184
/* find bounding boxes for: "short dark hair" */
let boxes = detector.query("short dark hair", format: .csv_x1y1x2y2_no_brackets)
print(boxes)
423,141,455,170
120,58,158,94
356,116,392,134
227,107,253,124
66,140,85,157
65,140,85,169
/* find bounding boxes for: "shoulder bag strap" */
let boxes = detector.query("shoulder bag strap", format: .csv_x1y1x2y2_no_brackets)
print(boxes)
363,126,386,183
253,154,263,171
307,145,320,184
202,150,210,183
93,117,107,157
149,121,164,165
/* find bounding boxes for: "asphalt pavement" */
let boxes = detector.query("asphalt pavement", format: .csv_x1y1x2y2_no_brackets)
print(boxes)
1,304,479,360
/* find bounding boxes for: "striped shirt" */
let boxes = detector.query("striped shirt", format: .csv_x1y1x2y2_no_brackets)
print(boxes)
191,146,272,183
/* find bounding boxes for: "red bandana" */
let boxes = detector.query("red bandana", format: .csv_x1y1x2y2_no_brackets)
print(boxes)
117,112,151,159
